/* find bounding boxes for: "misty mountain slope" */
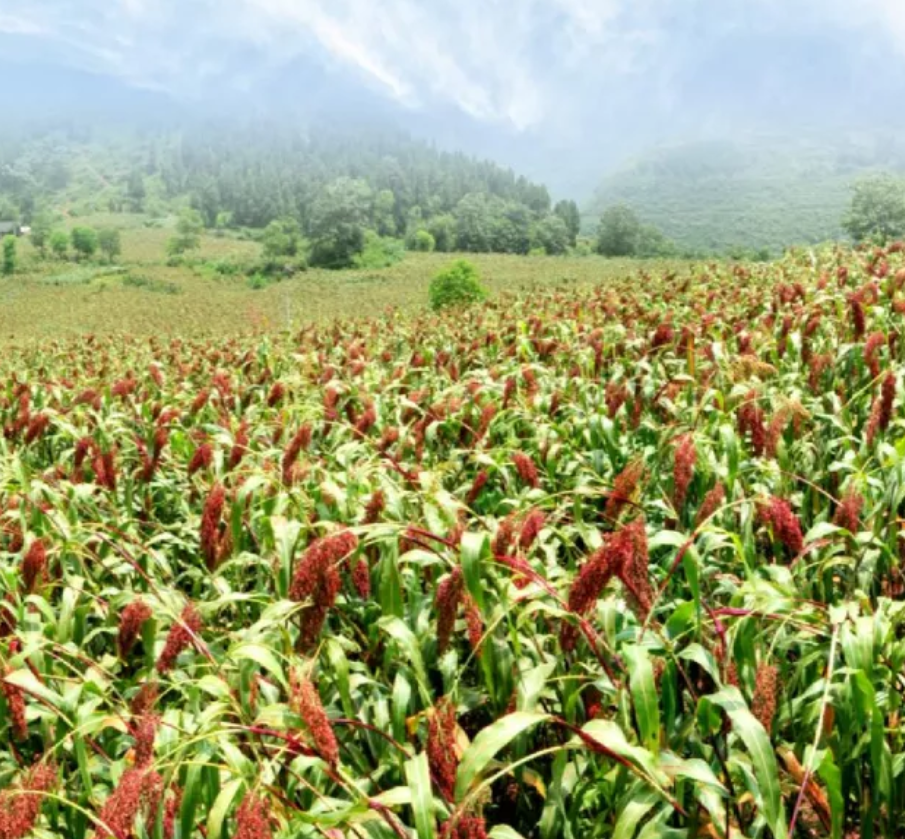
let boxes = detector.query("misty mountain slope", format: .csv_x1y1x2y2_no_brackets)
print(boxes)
585,136,905,253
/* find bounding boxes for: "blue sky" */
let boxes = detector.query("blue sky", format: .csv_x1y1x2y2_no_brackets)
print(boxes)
3,0,905,135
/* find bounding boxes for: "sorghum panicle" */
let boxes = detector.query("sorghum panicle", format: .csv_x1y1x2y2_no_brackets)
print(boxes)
0,762,57,839
234,793,272,839
289,531,357,650
465,471,489,507
187,443,213,476
427,698,459,801
833,486,864,534
752,663,779,734
672,435,696,512
2,666,28,740
200,484,226,570
436,567,464,654
759,497,804,557
118,599,153,657
518,509,545,551
290,671,339,766
696,483,726,526
463,595,483,654
156,603,203,674
512,451,539,488
605,461,644,521
281,424,312,485
21,538,47,594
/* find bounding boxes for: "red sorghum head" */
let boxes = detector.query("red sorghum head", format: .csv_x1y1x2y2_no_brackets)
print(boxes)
617,518,653,622
427,697,459,801
560,529,632,651
289,531,357,650
21,538,47,594
672,435,696,512
156,603,203,674
281,424,312,485
696,483,726,527
267,382,285,408
118,599,153,658
96,768,163,839
0,762,57,839
130,681,158,717
363,489,385,524
605,461,644,522
518,509,545,551
436,567,464,655
465,471,489,507
512,452,539,488
833,486,864,534
290,670,339,766
200,484,226,571
752,663,779,734
2,666,27,740
463,595,484,655
187,443,213,477
759,497,804,557
234,793,272,839
131,713,159,768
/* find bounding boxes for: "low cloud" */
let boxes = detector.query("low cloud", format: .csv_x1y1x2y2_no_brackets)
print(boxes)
3,0,905,131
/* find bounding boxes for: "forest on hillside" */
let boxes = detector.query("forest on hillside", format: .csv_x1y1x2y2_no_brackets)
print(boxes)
0,124,581,262
586,135,905,254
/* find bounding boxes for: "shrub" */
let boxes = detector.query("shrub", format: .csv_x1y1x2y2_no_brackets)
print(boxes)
412,229,436,253
2,235,16,275
353,232,405,270
428,259,487,310
49,230,69,259
71,227,98,259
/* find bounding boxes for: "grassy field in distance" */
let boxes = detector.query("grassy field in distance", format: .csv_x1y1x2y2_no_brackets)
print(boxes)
0,216,680,344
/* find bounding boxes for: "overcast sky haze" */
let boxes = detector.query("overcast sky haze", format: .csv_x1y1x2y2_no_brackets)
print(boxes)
3,1,905,191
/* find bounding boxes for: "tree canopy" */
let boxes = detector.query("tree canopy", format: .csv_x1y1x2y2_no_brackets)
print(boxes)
842,174,905,244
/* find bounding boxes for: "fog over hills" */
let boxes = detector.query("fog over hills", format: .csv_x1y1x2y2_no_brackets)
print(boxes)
4,1,905,211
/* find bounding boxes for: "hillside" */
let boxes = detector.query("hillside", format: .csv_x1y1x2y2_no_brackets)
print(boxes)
586,135,905,254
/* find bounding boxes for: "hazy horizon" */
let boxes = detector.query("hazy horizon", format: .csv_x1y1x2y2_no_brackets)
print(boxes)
4,1,905,195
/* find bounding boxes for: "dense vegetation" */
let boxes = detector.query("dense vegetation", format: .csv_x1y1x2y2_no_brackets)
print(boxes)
2,239,905,837
587,135,905,254
0,125,582,263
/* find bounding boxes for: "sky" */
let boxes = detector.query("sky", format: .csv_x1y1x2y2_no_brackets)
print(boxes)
3,0,905,191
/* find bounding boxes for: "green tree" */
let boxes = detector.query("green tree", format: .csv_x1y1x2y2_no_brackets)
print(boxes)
261,217,301,261
491,202,532,255
29,212,53,257
307,178,373,269
533,214,570,255
0,196,19,224
596,204,642,257
429,259,487,310
374,189,397,237
50,230,69,259
98,228,122,262
127,169,146,211
455,193,493,252
412,229,436,252
554,199,581,245
842,174,905,244
636,225,677,258
71,226,99,260
2,235,16,275
427,214,456,252
167,209,204,257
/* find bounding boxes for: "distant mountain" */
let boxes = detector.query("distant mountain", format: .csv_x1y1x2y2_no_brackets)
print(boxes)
585,135,905,254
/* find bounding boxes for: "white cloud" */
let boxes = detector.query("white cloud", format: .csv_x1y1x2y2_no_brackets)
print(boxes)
2,0,904,129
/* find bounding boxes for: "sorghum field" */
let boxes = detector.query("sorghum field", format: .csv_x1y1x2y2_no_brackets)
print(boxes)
3,243,905,839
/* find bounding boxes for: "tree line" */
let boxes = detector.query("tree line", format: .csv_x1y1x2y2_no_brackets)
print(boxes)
0,124,584,267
